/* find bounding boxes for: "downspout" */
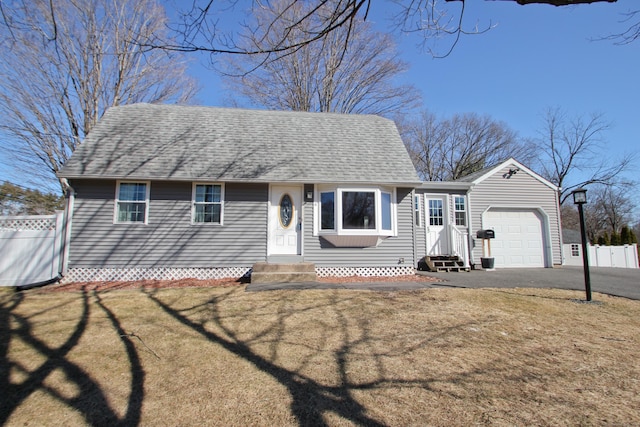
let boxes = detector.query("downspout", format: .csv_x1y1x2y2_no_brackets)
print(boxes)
556,186,564,267
411,189,418,270
466,185,475,268
60,178,74,277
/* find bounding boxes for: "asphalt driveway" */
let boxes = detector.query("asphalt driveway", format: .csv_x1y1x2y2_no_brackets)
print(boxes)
247,266,640,300
425,266,640,300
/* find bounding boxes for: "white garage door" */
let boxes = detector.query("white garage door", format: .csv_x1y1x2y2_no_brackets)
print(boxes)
483,209,546,268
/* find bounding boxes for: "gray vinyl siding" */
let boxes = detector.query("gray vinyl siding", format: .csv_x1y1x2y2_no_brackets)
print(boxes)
468,166,562,266
303,188,415,267
414,189,464,263
69,179,268,268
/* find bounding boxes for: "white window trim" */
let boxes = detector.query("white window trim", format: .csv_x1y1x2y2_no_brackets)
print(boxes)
191,182,225,225
453,194,467,227
426,195,446,227
414,194,422,228
114,181,150,225
319,190,336,232
571,243,580,257
314,185,397,237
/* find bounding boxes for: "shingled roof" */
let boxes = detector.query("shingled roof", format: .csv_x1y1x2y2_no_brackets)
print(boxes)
59,104,421,185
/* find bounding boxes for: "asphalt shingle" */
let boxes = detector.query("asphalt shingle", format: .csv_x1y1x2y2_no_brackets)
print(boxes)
59,104,421,185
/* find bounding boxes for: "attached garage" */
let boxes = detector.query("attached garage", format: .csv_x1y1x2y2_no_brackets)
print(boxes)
457,158,563,269
483,208,549,268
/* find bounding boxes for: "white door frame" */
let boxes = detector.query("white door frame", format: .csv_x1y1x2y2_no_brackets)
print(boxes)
424,194,449,256
268,184,303,256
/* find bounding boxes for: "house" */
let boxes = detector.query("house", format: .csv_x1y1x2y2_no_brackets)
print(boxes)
58,104,422,282
415,159,563,270
58,104,563,284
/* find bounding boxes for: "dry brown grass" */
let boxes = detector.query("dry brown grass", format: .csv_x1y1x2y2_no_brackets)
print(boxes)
1,285,639,426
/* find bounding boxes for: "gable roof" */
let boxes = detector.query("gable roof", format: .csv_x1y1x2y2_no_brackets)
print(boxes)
562,229,582,244
59,104,421,185
456,158,559,191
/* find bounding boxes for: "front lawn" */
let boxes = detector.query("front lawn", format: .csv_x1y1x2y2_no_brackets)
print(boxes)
2,285,638,426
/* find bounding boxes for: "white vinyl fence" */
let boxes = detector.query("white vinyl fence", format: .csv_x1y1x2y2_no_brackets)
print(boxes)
0,213,65,286
563,243,639,269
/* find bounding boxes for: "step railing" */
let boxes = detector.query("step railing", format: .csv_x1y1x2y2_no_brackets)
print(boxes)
450,226,470,270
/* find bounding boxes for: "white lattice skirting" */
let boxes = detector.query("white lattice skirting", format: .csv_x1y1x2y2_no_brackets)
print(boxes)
62,265,414,283
315,266,414,278
62,267,252,283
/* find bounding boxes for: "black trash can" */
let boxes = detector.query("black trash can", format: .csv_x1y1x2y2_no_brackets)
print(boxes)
480,257,495,269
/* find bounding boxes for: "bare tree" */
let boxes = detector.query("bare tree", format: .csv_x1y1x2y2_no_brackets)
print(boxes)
563,183,638,243
222,0,419,115
1,1,621,62
400,110,535,181
589,182,637,235
0,0,197,191
601,8,640,44
532,107,635,205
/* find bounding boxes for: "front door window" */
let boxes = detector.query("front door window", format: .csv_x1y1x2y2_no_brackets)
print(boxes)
429,199,444,226
279,194,293,228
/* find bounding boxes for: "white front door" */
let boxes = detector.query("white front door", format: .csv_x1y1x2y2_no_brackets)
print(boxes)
268,185,302,255
425,195,449,255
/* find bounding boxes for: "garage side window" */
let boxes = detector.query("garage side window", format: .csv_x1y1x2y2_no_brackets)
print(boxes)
454,196,466,226
115,181,149,224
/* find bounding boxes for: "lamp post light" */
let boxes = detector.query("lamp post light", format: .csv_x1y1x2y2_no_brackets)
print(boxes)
572,188,592,301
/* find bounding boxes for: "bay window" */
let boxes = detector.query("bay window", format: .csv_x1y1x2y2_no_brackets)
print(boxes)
316,186,396,236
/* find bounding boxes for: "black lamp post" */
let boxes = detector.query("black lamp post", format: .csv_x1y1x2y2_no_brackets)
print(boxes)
572,188,592,301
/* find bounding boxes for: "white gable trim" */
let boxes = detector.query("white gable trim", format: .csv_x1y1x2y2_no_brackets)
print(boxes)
470,158,558,192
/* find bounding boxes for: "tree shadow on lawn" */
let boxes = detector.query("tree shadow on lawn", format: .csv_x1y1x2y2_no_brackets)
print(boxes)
0,288,145,426
143,288,492,426
2,286,576,426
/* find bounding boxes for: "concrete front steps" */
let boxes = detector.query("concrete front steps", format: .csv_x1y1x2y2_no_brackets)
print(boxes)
251,262,317,284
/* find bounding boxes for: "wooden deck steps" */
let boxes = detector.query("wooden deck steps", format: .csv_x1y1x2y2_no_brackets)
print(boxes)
251,262,317,284
419,255,470,273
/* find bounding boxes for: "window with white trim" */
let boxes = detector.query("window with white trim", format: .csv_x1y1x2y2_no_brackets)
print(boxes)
571,244,580,257
454,196,466,226
342,191,376,229
317,186,396,236
320,191,335,230
115,181,149,224
414,194,421,227
192,183,224,224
